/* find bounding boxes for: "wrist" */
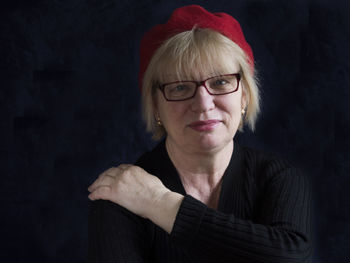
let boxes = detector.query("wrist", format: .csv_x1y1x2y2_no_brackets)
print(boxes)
150,190,184,233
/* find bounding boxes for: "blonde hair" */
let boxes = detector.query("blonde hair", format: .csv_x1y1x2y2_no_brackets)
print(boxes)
141,28,260,140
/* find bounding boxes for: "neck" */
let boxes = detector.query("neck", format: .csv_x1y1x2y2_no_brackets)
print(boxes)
165,138,234,186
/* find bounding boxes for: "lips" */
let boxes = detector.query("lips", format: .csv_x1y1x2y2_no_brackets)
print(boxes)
188,119,221,132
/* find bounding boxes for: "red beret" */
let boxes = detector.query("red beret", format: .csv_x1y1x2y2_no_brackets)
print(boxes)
138,5,254,90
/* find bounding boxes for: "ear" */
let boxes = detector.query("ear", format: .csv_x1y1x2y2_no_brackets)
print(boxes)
153,90,160,117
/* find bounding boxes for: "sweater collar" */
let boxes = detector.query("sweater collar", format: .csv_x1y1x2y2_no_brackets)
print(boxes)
151,139,244,212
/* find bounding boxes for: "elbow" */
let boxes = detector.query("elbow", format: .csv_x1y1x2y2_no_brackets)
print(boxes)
274,231,313,263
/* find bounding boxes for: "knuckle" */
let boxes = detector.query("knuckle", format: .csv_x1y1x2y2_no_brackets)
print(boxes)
103,167,114,174
118,164,128,169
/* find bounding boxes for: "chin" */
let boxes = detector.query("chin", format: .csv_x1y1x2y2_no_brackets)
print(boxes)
191,133,232,151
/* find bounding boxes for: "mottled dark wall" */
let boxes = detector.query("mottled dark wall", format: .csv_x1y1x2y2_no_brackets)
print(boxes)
1,0,349,262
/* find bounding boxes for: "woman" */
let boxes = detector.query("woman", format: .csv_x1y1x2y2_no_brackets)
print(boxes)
88,5,312,263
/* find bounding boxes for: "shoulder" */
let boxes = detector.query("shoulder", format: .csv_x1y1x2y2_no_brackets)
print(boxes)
239,144,293,171
89,199,136,219
238,144,309,187
89,199,150,231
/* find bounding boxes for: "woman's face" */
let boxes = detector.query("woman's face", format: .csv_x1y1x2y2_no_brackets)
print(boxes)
155,60,246,153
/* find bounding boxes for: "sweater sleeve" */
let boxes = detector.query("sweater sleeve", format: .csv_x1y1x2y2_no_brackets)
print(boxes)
88,200,151,263
170,167,312,263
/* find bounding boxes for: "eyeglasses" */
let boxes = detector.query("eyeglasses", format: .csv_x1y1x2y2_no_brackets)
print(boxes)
158,73,241,101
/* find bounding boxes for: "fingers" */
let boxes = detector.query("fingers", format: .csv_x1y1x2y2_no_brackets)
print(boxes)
88,185,112,200
88,172,115,192
88,165,125,192
87,165,131,200
87,164,141,202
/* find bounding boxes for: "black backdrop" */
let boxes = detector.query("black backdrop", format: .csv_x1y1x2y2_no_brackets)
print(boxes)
1,0,349,262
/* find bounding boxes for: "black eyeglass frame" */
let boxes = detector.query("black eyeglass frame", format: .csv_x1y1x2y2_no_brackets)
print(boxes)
157,73,242,102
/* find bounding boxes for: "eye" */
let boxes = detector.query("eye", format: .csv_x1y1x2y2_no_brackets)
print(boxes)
168,84,191,93
174,85,189,91
213,79,228,86
210,78,231,88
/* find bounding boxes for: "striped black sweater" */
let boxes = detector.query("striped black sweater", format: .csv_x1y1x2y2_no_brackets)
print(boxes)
88,141,312,262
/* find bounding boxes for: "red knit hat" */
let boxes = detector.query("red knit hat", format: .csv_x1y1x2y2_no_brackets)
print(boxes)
138,5,254,90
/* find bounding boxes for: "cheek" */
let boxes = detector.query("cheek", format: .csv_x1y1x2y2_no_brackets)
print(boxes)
225,107,241,124
158,102,187,129
219,98,242,126
163,105,187,124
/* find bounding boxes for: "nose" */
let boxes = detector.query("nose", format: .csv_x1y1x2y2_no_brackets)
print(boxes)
190,85,215,113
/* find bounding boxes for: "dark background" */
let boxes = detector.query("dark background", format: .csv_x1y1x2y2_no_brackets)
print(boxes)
1,0,349,262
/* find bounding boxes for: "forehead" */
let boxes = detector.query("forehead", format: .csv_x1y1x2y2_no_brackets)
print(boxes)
158,55,241,83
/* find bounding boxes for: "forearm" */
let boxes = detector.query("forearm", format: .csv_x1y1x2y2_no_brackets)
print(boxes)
171,195,312,263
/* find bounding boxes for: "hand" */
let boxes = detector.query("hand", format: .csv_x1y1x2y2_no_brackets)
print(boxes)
88,164,170,219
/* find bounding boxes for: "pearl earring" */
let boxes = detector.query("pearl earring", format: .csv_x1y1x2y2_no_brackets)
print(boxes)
156,116,162,126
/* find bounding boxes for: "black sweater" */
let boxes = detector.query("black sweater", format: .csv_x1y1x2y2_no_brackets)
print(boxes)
88,141,312,262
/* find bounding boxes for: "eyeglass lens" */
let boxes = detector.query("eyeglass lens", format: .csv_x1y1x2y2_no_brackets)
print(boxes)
163,74,239,101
